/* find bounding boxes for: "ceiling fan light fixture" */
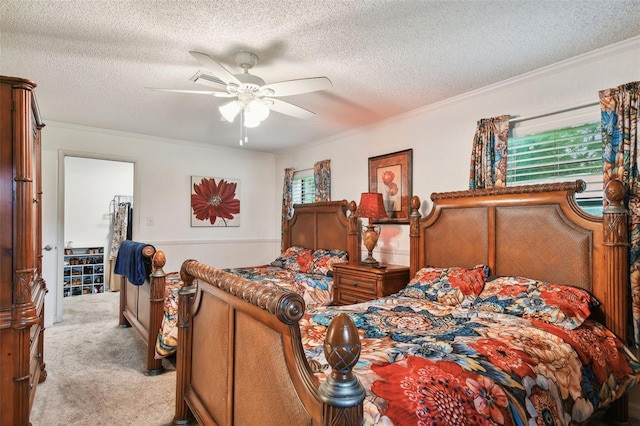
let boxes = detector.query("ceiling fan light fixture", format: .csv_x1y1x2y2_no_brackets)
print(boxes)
154,50,332,140
243,112,261,128
244,100,270,123
219,100,242,122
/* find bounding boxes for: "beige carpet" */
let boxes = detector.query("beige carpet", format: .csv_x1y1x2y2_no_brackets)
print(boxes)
31,291,176,425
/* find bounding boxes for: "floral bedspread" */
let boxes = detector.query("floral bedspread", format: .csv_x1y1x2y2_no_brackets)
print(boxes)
300,295,640,425
154,272,183,359
155,266,333,358
223,266,334,308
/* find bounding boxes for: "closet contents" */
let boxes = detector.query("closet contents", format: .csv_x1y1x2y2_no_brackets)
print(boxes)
108,195,133,291
63,247,105,297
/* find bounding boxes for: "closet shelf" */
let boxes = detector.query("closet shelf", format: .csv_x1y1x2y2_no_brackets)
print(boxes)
63,247,105,297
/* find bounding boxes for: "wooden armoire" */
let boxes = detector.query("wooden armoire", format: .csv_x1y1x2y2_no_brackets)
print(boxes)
0,75,47,425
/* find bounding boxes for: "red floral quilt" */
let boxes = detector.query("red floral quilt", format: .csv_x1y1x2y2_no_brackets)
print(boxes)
154,272,182,359
300,295,640,425
222,266,334,308
155,266,334,358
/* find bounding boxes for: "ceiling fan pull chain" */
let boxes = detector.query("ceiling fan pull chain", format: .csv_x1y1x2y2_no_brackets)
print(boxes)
239,111,248,146
239,112,243,146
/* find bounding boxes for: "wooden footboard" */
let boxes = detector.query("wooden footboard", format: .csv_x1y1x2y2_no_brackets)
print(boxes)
118,245,167,375
173,261,364,426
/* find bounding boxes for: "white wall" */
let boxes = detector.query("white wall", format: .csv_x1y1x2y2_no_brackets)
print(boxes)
64,157,134,251
275,36,640,267
41,125,278,325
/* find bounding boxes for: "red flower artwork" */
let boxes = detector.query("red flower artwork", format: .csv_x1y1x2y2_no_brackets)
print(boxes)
191,177,240,226
382,170,395,185
380,169,400,213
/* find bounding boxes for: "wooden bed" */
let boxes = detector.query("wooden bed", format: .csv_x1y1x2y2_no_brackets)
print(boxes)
118,200,359,375
117,243,169,375
171,180,638,425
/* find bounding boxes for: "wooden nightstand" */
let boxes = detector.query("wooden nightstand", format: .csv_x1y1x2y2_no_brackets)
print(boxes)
332,263,410,305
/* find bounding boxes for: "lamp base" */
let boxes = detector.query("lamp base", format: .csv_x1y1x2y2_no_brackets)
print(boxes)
361,225,380,266
361,255,379,266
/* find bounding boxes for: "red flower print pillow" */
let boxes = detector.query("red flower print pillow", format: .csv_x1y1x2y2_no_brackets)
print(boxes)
471,276,599,329
271,246,314,273
309,249,348,276
398,265,489,306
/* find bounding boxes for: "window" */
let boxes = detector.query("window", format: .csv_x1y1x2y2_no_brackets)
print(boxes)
507,105,602,216
292,170,315,204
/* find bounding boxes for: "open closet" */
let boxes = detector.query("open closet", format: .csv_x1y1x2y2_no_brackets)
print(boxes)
63,157,134,296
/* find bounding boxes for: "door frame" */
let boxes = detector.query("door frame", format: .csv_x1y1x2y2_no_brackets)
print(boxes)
51,150,137,324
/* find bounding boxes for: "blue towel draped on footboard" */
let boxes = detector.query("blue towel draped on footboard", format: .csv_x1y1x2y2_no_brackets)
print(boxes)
114,240,153,285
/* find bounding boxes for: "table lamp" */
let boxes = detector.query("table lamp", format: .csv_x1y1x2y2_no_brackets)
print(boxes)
355,192,388,265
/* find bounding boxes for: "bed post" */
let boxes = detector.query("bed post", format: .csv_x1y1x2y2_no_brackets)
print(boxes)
172,265,196,426
602,179,630,424
347,200,360,263
602,179,629,341
145,250,167,376
118,273,129,327
409,195,422,278
319,313,365,426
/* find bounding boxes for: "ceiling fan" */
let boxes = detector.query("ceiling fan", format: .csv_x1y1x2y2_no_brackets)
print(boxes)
147,51,332,129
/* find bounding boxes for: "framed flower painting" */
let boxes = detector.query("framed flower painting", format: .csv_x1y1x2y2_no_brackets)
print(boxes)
190,176,241,227
368,149,412,224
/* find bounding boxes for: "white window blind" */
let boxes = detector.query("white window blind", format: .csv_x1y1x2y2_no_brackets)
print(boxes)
507,105,603,216
292,169,315,204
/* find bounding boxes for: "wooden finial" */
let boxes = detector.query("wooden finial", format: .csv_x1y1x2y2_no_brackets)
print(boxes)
348,200,357,217
410,195,421,217
318,313,364,425
604,179,626,212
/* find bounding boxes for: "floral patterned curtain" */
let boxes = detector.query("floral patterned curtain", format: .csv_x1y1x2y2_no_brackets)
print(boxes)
600,81,640,345
469,115,510,189
281,168,295,251
314,159,331,202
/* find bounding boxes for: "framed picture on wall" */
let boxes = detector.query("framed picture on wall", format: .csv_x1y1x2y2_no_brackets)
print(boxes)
368,149,413,224
190,176,241,227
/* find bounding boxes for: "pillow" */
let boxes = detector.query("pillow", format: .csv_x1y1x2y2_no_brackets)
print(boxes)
270,245,304,268
398,265,489,306
309,248,348,276
471,276,599,329
271,246,314,273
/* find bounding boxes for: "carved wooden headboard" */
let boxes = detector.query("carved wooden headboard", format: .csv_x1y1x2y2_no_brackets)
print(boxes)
409,180,628,341
282,201,360,263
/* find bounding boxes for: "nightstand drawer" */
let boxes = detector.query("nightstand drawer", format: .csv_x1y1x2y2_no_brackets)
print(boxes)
335,273,376,292
335,289,374,305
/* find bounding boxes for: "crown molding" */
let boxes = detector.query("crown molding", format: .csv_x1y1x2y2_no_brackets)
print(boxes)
289,36,640,154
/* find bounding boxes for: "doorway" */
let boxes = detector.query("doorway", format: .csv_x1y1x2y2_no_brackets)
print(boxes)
50,155,134,324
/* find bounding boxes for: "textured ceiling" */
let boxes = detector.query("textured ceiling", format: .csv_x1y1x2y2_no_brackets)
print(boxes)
2,1,640,153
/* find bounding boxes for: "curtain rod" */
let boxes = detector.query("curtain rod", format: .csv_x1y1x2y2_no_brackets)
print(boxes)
509,99,599,123
293,167,314,172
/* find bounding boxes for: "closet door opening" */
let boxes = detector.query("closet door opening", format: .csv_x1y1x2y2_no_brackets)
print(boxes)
61,157,134,307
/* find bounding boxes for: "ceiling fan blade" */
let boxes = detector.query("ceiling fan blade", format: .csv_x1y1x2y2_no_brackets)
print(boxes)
190,70,230,91
265,98,316,119
261,77,332,97
189,51,241,86
145,87,235,97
